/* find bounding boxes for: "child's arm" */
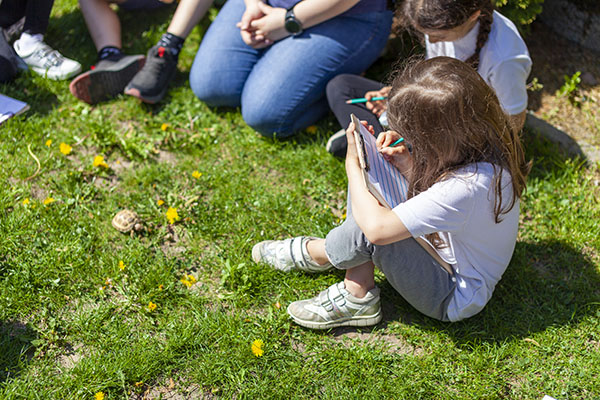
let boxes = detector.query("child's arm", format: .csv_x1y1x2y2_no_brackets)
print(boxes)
345,122,412,246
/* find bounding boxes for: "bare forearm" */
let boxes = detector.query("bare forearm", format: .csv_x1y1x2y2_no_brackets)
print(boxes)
168,0,213,38
346,159,411,245
293,0,361,29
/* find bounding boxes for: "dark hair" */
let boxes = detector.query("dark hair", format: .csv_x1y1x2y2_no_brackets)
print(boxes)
402,0,494,70
387,57,530,246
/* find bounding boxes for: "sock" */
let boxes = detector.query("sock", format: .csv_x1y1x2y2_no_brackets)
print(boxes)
157,32,184,58
14,32,43,54
97,46,123,62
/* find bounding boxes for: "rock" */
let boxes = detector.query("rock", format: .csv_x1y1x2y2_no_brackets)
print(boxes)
581,71,598,86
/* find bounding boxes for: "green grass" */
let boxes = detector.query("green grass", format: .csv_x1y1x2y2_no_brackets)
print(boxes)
1,1,599,399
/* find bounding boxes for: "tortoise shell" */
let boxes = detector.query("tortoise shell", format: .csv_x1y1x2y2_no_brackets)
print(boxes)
112,209,140,233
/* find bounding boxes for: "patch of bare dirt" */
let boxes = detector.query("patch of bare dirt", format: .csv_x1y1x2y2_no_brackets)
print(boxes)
130,377,215,400
160,225,189,259
157,150,178,165
331,328,425,355
111,154,133,175
57,343,84,370
526,21,600,147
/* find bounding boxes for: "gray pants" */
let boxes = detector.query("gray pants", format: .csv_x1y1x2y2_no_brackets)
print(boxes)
325,213,456,321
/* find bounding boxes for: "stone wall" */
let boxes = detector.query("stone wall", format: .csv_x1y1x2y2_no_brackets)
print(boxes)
540,0,600,53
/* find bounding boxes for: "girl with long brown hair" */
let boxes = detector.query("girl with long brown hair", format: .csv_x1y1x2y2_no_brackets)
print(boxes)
325,0,531,157
252,57,530,329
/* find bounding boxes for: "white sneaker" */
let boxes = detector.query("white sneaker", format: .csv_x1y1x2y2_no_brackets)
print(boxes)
287,281,382,329
14,40,81,80
252,236,333,273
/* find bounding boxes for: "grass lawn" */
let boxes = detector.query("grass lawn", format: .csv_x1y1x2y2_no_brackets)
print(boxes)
1,1,599,399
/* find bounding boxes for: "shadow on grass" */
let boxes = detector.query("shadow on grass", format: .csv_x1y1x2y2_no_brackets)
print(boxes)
331,238,600,346
0,321,36,384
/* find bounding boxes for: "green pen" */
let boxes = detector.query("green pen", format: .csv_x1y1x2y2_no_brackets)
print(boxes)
345,96,387,104
388,137,405,147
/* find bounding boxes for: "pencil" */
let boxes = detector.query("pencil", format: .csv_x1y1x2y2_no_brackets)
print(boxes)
345,96,387,104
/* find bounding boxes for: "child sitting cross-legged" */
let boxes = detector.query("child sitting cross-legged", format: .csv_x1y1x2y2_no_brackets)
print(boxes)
252,57,530,329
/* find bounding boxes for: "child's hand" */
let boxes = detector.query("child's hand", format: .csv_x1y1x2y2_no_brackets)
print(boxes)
365,86,391,117
376,130,413,177
345,120,374,163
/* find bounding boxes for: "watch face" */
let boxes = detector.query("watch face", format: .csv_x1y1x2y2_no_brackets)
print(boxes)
285,18,302,34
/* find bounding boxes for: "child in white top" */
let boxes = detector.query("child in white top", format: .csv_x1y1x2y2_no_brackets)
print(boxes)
325,0,532,157
253,57,530,328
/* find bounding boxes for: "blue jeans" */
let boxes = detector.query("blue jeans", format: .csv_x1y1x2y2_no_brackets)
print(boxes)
189,0,392,138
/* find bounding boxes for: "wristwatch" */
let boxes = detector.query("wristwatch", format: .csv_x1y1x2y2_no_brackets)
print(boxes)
284,6,303,36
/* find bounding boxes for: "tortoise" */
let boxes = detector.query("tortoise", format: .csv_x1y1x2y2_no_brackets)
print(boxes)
112,209,143,234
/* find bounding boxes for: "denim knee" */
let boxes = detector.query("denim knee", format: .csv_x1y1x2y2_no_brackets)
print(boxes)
190,67,238,108
241,99,294,138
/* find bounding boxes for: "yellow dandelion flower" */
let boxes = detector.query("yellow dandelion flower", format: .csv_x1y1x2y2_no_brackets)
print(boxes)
166,207,180,224
306,125,318,134
161,123,169,131
95,392,105,400
158,284,164,290
93,155,109,168
181,274,197,288
45,139,52,147
118,260,126,270
274,301,281,309
157,199,165,206
192,170,202,179
251,339,264,357
22,198,30,206
59,142,72,155
43,197,55,205
148,301,157,312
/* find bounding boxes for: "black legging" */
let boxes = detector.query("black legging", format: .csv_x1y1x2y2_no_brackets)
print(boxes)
0,0,55,35
326,73,385,134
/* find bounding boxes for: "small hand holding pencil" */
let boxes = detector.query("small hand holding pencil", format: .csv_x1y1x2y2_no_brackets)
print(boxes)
376,131,413,179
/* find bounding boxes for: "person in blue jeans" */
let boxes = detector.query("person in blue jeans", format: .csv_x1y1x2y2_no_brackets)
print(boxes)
189,0,392,138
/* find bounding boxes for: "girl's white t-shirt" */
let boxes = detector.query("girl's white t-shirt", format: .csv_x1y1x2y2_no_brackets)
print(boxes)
425,11,532,115
392,163,519,321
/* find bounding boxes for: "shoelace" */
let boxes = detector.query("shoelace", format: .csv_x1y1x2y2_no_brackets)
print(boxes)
144,47,170,78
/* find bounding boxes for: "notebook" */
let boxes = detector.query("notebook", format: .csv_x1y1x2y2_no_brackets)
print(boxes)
350,114,454,274
350,113,408,209
0,94,29,125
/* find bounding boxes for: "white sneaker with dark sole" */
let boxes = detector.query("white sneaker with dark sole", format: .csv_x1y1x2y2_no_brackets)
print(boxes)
287,281,382,330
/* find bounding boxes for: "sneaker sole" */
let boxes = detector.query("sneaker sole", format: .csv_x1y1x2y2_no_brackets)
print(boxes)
31,64,81,80
69,55,145,104
124,67,175,104
123,86,164,104
287,305,382,330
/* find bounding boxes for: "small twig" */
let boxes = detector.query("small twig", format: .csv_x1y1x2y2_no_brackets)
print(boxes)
73,133,90,146
23,144,41,181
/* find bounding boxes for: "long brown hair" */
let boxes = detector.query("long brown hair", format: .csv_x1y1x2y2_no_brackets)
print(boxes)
387,57,530,246
401,0,494,70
